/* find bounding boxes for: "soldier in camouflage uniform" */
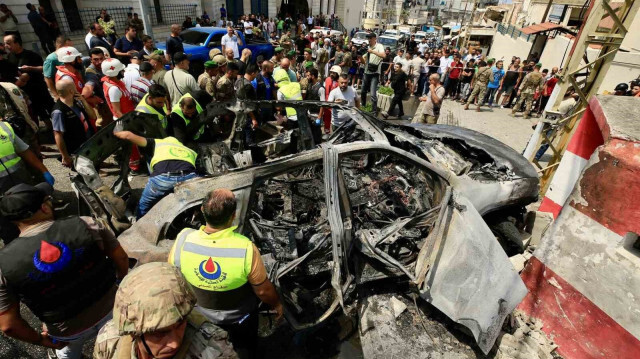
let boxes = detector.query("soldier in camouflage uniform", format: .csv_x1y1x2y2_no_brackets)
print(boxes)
280,30,293,52
216,62,239,101
299,61,316,99
270,47,284,64
511,63,545,119
465,58,495,112
93,262,237,359
316,39,330,79
340,45,352,75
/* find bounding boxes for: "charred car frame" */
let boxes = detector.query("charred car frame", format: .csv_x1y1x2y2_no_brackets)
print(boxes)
70,100,537,354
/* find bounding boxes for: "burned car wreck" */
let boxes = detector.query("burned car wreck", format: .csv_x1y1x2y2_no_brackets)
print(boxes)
71,100,537,355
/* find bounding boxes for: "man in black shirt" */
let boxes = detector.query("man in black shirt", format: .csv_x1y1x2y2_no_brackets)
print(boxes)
4,33,52,125
113,131,200,218
383,62,410,118
406,35,417,55
26,3,54,53
165,24,184,64
380,47,393,83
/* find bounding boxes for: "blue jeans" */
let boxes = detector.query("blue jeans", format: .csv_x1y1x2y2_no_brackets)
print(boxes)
49,313,112,359
137,172,199,218
361,73,379,110
483,87,499,106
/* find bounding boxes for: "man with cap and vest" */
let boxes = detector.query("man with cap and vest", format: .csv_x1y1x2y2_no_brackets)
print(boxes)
54,46,84,94
216,62,239,102
169,188,283,359
0,182,128,359
511,62,545,119
274,68,302,123
135,84,169,130
113,130,200,218
360,32,385,114
465,59,494,112
93,262,238,359
102,57,143,173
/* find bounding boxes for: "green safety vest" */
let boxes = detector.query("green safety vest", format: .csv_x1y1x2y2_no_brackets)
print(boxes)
279,82,302,117
171,93,205,140
149,137,197,171
0,122,22,177
135,94,168,129
172,226,253,293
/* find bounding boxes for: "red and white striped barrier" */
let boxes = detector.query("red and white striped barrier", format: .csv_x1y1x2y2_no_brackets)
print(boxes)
519,95,640,359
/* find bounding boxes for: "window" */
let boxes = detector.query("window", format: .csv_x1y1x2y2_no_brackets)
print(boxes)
181,30,210,46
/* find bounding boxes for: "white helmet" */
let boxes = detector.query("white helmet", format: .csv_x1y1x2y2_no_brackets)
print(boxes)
101,58,125,77
330,65,342,74
56,46,82,63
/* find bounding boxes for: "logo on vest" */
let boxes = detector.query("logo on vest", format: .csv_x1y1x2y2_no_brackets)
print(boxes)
198,257,223,281
169,147,190,158
33,241,72,274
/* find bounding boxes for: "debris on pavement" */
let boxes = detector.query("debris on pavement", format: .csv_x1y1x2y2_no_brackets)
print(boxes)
495,310,560,359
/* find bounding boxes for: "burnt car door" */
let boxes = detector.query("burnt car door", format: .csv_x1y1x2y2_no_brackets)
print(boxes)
335,145,527,354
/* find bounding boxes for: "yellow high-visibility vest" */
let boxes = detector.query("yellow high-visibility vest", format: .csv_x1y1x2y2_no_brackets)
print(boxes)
171,93,205,140
279,82,302,117
149,137,197,171
170,226,253,293
0,122,22,177
135,93,168,129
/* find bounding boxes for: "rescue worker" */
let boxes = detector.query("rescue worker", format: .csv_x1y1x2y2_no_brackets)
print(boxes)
93,262,238,359
0,121,54,193
216,62,239,101
54,46,84,93
113,131,199,218
167,93,206,147
274,68,302,123
0,182,128,359
102,57,142,173
511,63,545,119
169,189,283,359
465,59,494,112
135,84,169,129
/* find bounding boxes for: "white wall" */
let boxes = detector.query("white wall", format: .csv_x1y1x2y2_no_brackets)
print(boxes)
488,31,532,61
338,0,364,31
538,35,573,69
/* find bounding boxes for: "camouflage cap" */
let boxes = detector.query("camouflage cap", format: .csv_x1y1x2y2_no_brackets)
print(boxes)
212,54,227,66
113,262,196,336
209,48,222,60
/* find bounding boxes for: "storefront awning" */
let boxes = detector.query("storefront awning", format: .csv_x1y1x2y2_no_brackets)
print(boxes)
521,22,567,35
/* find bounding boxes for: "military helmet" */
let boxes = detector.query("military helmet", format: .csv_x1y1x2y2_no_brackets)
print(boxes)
113,262,196,336
209,48,222,60
213,54,227,66
273,68,290,84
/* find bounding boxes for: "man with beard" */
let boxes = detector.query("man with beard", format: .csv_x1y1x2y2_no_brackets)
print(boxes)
84,48,113,128
43,35,72,101
4,33,53,127
54,46,85,94
89,23,116,59
327,74,360,131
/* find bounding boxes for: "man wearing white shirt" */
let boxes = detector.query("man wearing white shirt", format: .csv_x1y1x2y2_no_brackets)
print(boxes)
244,19,253,37
417,39,429,54
392,49,405,65
123,52,142,92
327,74,360,129
307,15,313,26
439,50,451,75
221,26,243,59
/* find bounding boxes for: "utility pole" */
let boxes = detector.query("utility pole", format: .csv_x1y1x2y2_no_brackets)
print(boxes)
137,0,154,40
462,0,477,49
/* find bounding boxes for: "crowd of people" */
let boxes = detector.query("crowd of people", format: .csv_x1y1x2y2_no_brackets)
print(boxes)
0,5,639,359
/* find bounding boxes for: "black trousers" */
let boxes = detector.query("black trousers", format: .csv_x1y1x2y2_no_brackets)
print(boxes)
218,311,259,359
388,93,405,116
445,78,459,97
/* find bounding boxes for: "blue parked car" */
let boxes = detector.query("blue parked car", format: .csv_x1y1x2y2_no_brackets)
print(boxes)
156,27,275,75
